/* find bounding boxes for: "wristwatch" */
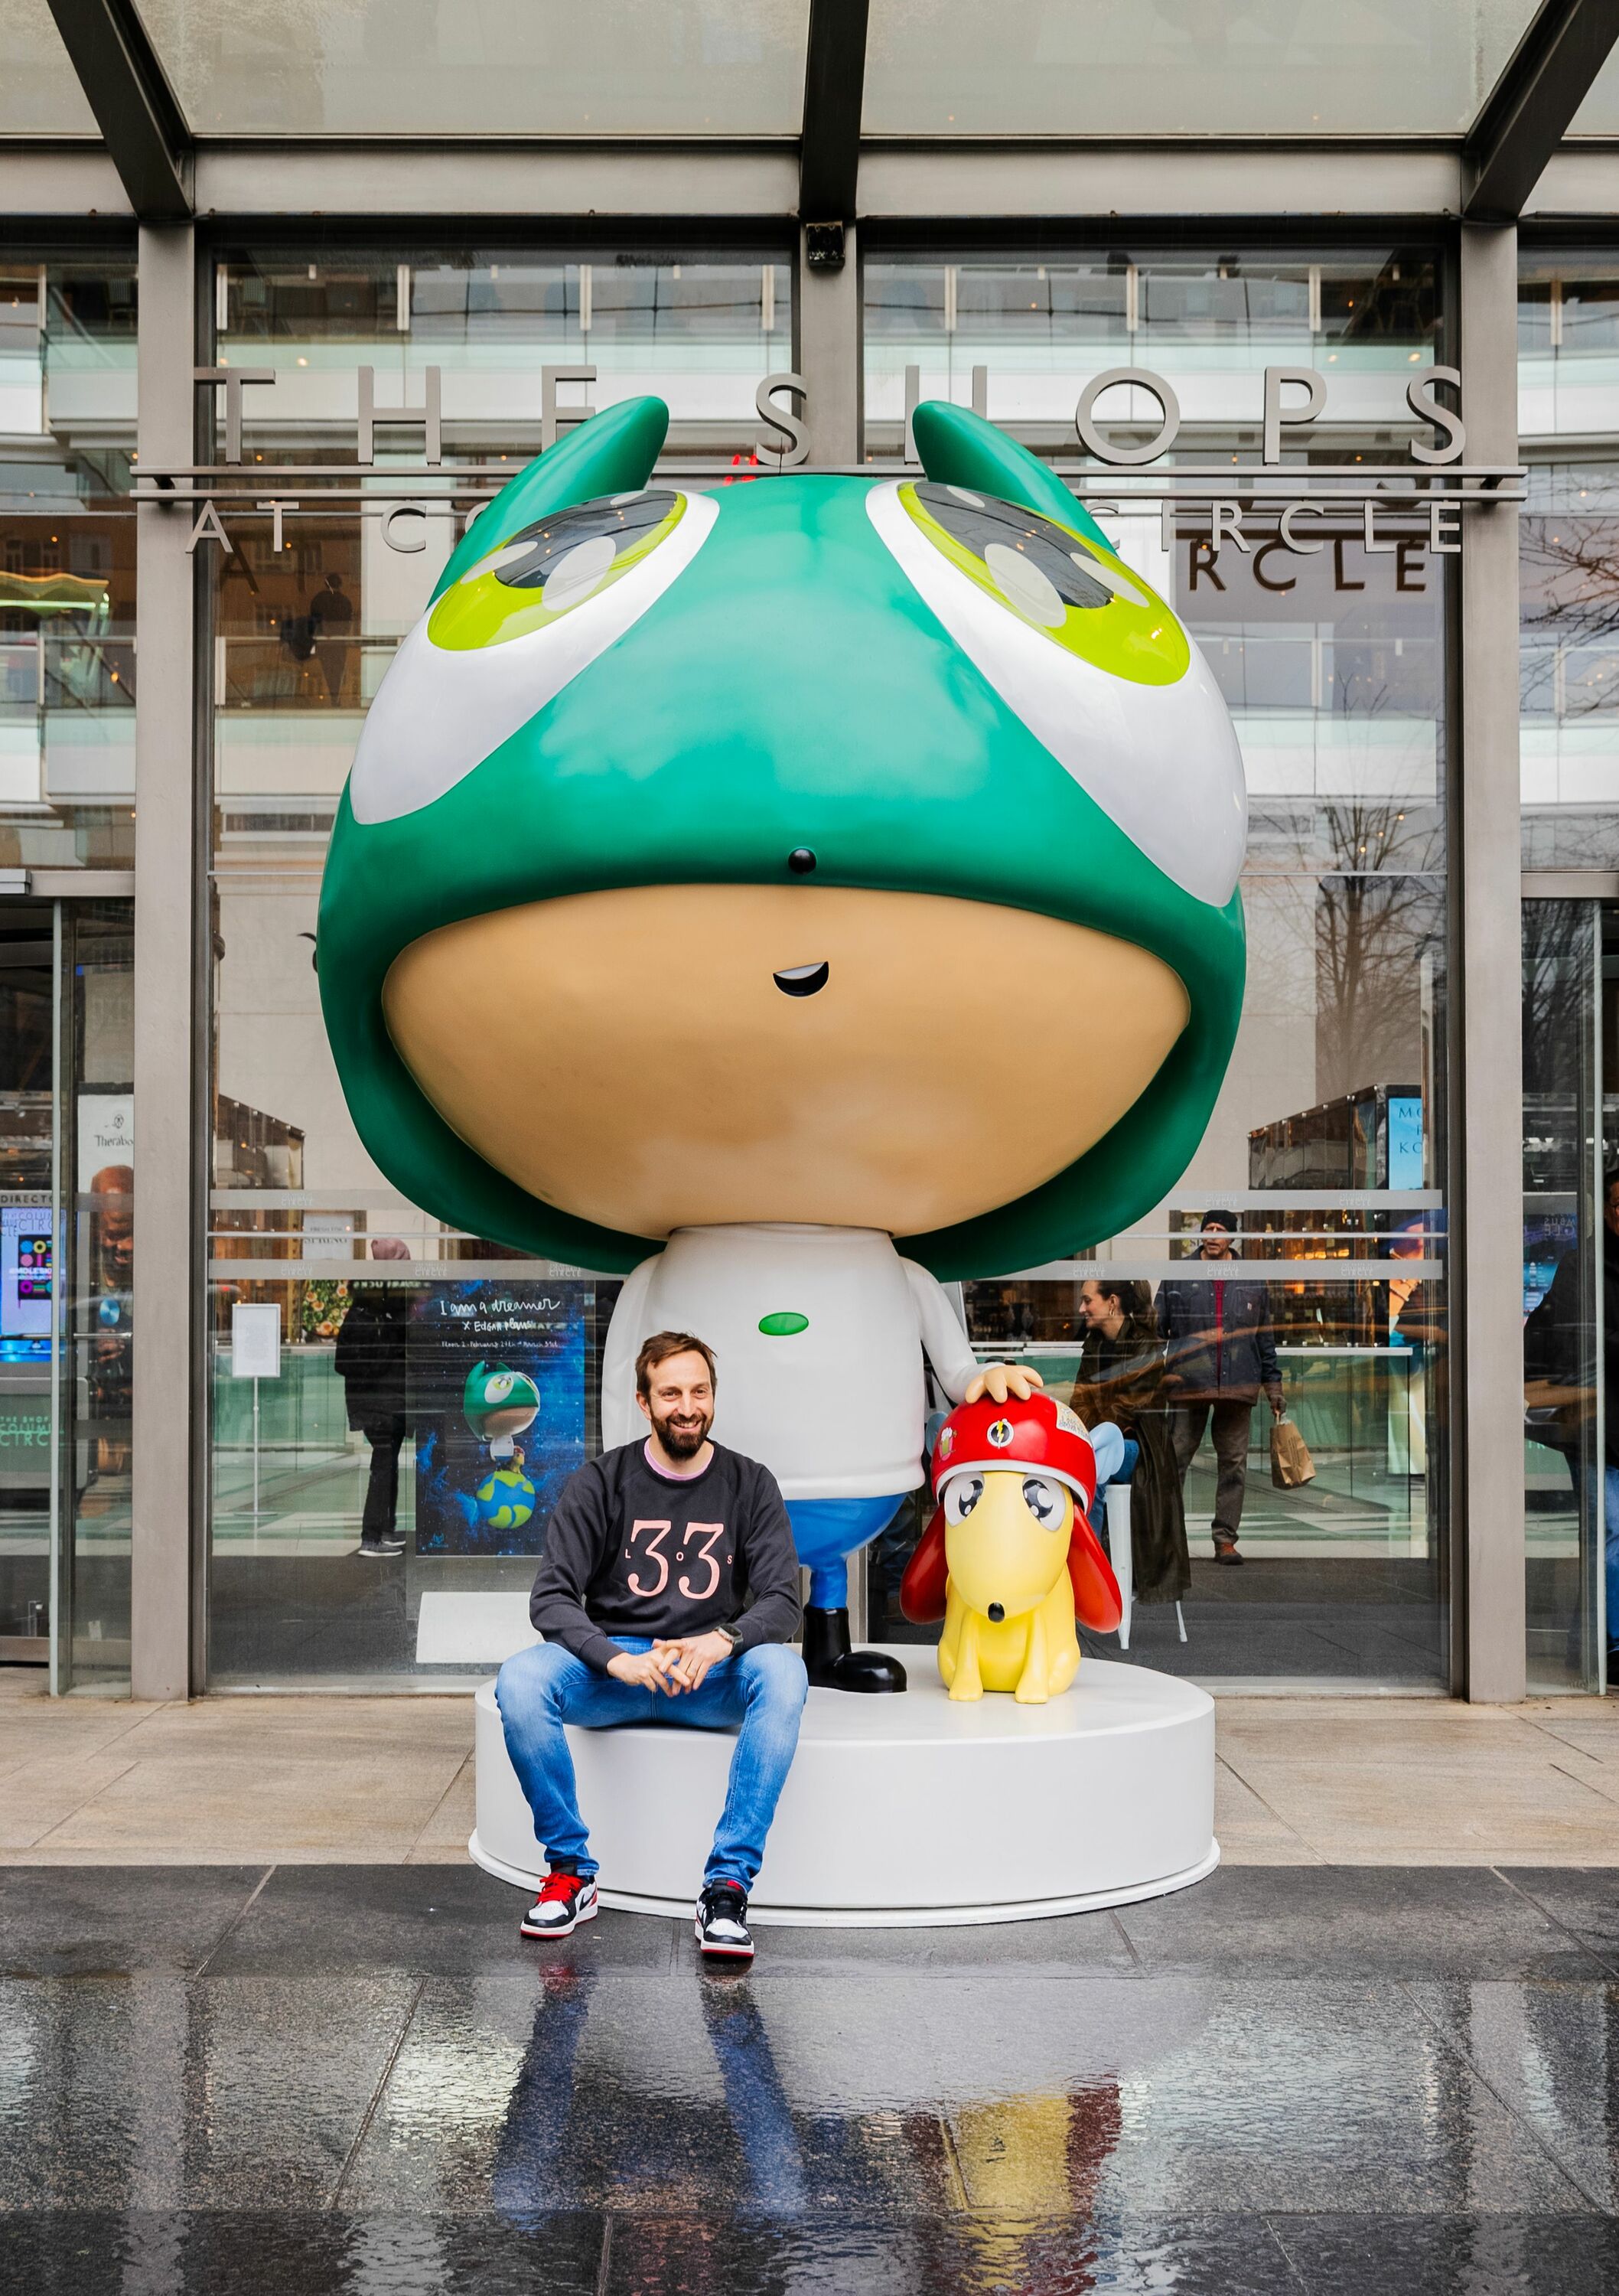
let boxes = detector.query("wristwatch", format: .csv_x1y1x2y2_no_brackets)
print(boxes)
718,1624,745,1654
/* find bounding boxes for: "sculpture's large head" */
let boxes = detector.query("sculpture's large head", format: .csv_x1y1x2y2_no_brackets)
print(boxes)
318,397,1246,1278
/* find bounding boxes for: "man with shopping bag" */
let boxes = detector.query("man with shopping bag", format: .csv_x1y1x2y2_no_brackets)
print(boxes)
1158,1212,1287,1565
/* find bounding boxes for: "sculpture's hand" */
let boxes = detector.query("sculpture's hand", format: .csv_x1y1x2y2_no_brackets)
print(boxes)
964,1362,1045,1404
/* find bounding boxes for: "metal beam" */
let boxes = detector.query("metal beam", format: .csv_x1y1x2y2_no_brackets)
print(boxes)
1463,0,1619,222
859,139,1466,220
1454,222,1527,1702
129,221,202,1701
800,0,871,222
42,0,190,220
192,139,797,220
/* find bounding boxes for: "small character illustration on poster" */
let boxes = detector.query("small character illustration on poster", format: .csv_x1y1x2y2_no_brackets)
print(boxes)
409,1286,586,1556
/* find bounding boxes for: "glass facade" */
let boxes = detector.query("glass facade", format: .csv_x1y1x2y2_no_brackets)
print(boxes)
206,243,791,1684
7,11,1608,1704
0,254,137,871
863,246,1451,1684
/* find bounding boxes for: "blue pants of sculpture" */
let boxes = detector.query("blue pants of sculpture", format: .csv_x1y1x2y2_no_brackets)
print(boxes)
495,1636,808,1889
786,1494,907,1609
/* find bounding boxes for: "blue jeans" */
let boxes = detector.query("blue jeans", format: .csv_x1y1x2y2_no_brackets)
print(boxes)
1087,1436,1140,1536
786,1494,907,1609
495,1636,808,1890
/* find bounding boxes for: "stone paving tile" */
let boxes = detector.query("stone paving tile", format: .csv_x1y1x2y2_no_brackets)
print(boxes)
0,1864,266,1977
1222,1754,1619,1861
1496,1868,1619,1974
1404,1980,1619,2210
38,1753,464,1859
207,1864,674,1976
1272,2212,1619,2294
1112,1866,1609,1980
0,1971,422,2212
0,1753,142,1851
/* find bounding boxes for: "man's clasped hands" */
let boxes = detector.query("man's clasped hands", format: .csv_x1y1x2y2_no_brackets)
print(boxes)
604,1630,735,1694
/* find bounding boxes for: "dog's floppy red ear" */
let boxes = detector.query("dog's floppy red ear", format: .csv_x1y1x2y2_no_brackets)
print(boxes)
1067,1508,1122,1634
899,1505,949,1624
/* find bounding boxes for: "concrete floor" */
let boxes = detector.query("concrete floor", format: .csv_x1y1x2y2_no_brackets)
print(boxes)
7,1671,1619,2291
4,1668,1619,1867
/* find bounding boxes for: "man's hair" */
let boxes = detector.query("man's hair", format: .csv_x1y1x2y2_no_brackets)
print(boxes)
1605,1167,1619,1201
635,1330,718,1397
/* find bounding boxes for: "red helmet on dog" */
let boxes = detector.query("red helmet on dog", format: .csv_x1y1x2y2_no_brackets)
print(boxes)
902,1389,1121,1634
931,1389,1097,1512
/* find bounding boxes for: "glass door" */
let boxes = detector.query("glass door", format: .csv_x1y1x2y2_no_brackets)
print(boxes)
0,899,133,1690
1523,899,1608,1693
0,907,59,1668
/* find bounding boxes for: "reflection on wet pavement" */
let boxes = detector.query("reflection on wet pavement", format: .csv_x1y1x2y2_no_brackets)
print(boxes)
3,1864,1619,2290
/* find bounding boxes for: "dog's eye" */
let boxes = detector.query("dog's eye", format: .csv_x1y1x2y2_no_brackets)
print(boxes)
1022,1476,1066,1528
943,1475,983,1525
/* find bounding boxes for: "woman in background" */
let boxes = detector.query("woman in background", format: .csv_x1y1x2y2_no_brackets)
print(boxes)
1070,1277,1190,1607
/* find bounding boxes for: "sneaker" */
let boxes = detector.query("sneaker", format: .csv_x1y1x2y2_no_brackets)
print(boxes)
695,1880,754,1961
357,1534,405,1558
520,1870,598,1939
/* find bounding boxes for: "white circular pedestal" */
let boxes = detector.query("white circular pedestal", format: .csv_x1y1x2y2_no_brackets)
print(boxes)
470,1649,1217,1928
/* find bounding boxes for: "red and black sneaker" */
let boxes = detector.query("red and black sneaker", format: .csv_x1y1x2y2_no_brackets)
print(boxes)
520,1870,599,1939
695,1880,754,1960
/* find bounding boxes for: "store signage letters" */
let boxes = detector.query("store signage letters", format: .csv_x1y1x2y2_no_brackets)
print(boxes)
171,358,1502,566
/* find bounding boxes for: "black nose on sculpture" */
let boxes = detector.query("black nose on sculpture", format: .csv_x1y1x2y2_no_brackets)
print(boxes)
988,1602,1005,1623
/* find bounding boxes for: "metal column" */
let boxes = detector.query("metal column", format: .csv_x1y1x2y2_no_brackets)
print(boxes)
1455,221,1527,1701
797,224,862,470
130,223,203,1701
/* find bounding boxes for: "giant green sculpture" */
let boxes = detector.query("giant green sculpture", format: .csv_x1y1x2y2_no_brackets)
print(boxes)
320,397,1246,1689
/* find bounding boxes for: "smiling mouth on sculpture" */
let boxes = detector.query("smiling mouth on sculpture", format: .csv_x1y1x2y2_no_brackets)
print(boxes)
773,960,829,998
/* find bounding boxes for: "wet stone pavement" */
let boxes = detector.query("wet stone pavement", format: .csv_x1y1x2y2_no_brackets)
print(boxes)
5,1864,1619,2293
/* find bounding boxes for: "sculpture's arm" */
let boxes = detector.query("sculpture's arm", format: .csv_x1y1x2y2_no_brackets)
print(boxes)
599,1256,659,1451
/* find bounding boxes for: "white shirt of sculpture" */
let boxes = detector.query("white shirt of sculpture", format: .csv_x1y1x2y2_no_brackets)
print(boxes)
600,1224,982,1501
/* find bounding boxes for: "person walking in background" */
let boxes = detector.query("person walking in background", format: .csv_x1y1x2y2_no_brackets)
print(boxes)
334,1234,414,1558
1158,1211,1283,1567
1070,1277,1189,1606
308,570,356,705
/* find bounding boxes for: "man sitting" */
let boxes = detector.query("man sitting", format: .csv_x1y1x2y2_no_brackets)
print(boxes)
495,1329,806,1962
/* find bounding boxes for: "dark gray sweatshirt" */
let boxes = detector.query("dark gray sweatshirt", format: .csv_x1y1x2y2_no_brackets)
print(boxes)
529,1439,802,1673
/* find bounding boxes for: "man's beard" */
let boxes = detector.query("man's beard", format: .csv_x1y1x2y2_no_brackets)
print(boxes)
651,1402,712,1459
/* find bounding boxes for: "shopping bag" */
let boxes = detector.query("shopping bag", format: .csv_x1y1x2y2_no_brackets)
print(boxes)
1269,1411,1315,1489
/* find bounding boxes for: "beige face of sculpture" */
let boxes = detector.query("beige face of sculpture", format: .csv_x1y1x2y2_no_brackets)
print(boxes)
382,882,1190,1240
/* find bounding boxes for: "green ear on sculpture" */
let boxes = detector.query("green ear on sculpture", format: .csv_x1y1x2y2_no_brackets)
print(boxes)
429,395,670,604
910,400,1112,553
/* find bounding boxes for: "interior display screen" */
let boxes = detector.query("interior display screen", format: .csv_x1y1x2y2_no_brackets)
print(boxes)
2,1203,53,1342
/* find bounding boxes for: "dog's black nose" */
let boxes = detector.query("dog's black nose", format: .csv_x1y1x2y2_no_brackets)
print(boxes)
987,1602,1005,1623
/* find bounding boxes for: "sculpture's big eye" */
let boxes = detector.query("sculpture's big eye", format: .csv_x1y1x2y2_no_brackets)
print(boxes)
943,1474,983,1525
904,481,1184,685
428,490,686,651
348,485,717,826
1021,1475,1067,1528
866,479,1246,908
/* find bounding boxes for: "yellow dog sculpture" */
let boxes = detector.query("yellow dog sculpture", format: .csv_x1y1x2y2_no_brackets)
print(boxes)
900,1392,1122,1702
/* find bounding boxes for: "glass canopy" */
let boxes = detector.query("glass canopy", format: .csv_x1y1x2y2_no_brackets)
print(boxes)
0,0,99,135
863,0,1540,138
1570,47,1619,135
130,0,811,135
